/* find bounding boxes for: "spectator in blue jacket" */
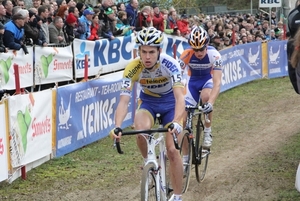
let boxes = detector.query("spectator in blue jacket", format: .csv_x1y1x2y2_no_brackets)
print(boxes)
78,8,94,40
125,0,138,26
116,11,134,36
3,12,25,50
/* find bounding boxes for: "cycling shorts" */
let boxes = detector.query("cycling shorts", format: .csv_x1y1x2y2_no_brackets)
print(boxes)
137,92,175,127
185,75,213,107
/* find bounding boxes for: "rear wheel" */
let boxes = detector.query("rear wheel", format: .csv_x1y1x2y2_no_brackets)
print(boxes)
179,132,193,193
194,117,209,183
141,163,159,201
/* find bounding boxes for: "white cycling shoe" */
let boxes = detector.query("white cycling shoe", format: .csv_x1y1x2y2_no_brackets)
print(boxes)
202,132,212,148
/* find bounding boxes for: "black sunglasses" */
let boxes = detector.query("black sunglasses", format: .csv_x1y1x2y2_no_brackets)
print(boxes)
193,46,206,52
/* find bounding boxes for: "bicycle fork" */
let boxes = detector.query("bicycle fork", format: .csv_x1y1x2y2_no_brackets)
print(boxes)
145,133,167,201
158,133,168,199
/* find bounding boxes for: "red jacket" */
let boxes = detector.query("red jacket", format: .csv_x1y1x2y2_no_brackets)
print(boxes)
177,20,190,35
88,23,99,41
135,13,152,31
167,17,177,29
152,12,164,32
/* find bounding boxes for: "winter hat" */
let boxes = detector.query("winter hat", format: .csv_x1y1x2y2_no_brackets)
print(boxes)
83,8,95,16
66,13,77,24
0,22,4,30
181,14,188,19
152,3,158,9
104,7,114,15
274,27,282,35
35,14,41,22
28,10,35,18
76,2,84,11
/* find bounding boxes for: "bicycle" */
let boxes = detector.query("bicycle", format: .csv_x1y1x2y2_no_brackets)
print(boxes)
179,102,211,193
114,114,180,201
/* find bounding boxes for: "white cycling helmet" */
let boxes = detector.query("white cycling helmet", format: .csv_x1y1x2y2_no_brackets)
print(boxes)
136,27,164,47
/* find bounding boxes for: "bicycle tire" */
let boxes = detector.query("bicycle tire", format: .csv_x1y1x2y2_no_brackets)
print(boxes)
194,114,209,183
179,132,193,193
141,163,159,201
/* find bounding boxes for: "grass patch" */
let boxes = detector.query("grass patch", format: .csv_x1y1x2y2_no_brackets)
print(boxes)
246,132,300,200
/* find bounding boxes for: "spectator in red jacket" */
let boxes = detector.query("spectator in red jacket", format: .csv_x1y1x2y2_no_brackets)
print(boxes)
135,5,152,31
167,10,180,36
88,14,100,41
151,3,163,32
177,14,190,38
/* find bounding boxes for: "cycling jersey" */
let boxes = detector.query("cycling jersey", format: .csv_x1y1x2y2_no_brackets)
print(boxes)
120,53,183,102
179,46,222,106
179,46,222,78
120,53,183,126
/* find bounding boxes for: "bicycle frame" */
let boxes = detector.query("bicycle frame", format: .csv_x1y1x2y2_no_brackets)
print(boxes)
180,104,211,190
185,106,196,134
143,130,168,200
114,116,178,201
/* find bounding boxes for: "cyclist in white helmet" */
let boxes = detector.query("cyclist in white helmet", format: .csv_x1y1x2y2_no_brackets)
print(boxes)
111,27,185,201
179,26,223,151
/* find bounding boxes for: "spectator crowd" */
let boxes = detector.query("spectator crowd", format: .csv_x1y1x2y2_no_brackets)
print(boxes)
0,0,288,53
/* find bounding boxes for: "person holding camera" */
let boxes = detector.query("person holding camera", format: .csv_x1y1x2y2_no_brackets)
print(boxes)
167,10,180,36
134,6,152,31
25,10,48,47
3,12,27,53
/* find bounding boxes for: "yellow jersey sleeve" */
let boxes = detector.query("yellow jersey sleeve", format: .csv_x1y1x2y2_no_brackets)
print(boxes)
120,59,143,96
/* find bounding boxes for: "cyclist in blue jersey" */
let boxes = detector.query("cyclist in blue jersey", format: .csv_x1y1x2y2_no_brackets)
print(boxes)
110,27,185,201
179,26,223,151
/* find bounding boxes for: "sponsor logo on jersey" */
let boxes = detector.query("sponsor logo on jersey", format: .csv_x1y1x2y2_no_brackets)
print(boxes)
140,77,168,85
162,58,179,73
178,59,185,69
125,63,142,79
142,82,169,89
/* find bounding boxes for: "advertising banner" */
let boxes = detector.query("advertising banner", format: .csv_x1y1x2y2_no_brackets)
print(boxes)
72,34,189,78
220,42,263,92
8,90,52,167
267,40,288,78
0,103,8,182
259,0,282,8
73,35,135,78
0,47,34,90
35,45,73,85
162,34,189,59
55,77,134,157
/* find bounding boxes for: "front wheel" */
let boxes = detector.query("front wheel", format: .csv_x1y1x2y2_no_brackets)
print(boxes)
141,163,159,201
195,147,209,182
179,132,193,193
194,122,209,182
